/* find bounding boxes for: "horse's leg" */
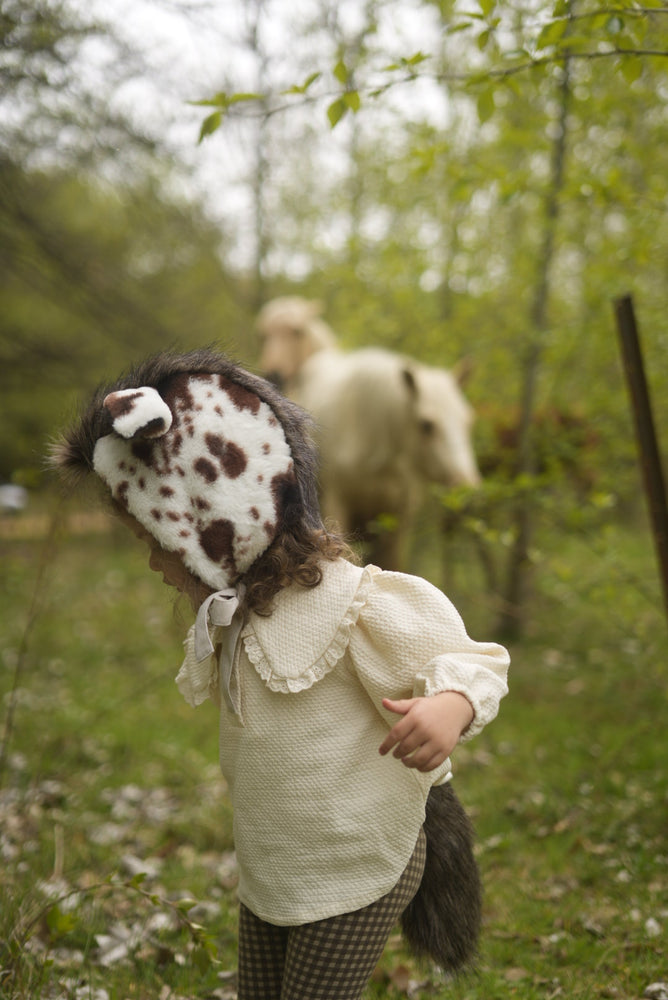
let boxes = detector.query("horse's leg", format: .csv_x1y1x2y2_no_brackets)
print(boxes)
367,519,406,572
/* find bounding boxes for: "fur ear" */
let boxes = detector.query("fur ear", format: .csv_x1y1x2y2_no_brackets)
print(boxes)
103,387,172,440
451,356,474,387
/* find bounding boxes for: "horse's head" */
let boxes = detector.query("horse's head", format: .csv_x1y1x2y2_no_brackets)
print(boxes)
256,297,337,388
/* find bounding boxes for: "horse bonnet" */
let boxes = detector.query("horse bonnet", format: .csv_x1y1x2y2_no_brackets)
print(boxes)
92,370,296,590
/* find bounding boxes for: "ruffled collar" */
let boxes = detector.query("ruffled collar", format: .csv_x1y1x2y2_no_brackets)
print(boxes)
242,560,378,693
175,560,379,711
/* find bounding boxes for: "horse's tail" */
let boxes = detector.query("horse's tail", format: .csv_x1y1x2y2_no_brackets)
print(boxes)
400,782,482,972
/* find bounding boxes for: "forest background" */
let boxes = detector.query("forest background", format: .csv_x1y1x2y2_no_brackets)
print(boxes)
3,0,668,625
1,0,667,998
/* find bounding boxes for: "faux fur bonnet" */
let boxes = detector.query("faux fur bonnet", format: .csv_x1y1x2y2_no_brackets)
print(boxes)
53,349,322,592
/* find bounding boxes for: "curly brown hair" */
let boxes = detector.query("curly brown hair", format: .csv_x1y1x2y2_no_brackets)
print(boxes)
243,523,356,616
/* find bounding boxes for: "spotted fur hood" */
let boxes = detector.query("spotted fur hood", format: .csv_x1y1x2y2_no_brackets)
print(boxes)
51,349,322,590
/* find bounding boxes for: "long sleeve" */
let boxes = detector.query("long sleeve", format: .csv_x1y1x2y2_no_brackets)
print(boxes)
348,569,509,741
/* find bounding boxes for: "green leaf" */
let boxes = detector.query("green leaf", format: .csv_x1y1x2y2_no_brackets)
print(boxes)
536,18,568,51
327,97,348,128
188,90,230,109
192,944,212,974
282,71,321,95
383,52,429,71
451,177,473,202
560,32,598,52
477,28,491,51
371,513,400,533
476,86,496,123
190,91,260,111
333,59,348,84
176,898,198,913
501,74,522,97
46,904,77,940
589,11,612,32
620,56,643,84
404,51,429,67
128,872,147,888
343,90,361,112
198,110,223,143
228,92,262,105
478,0,495,17
465,70,491,87
447,21,473,34
503,47,531,62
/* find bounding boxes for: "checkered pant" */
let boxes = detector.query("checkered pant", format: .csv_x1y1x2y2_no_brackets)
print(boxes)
237,828,426,1000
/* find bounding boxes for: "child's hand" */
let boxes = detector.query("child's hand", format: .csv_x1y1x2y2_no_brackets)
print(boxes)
378,691,475,772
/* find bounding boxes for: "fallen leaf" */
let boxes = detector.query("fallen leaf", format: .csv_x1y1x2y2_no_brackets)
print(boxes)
645,917,662,938
389,963,413,992
582,918,605,938
581,839,612,856
505,967,530,982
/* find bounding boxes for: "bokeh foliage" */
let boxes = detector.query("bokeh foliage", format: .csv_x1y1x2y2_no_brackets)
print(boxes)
1,0,666,624
1,4,667,995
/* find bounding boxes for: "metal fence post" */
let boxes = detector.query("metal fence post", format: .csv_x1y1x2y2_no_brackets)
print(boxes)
614,294,668,625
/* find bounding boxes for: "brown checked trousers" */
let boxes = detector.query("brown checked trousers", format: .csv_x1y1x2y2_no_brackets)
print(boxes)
237,828,427,1000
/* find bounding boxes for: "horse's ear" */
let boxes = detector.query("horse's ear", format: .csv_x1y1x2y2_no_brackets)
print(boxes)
402,366,418,398
304,298,325,319
452,356,474,387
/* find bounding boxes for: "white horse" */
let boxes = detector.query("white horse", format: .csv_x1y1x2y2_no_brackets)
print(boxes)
256,297,480,570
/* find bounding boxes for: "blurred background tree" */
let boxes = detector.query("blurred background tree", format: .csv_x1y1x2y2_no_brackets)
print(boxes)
2,0,666,630
0,0,247,482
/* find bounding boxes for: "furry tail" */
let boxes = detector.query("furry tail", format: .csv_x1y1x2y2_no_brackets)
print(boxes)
400,783,482,972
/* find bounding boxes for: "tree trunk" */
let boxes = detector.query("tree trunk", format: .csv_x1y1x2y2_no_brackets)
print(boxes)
246,0,271,316
496,55,572,639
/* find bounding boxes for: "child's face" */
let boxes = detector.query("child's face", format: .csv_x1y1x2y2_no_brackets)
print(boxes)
146,542,196,592
116,507,211,599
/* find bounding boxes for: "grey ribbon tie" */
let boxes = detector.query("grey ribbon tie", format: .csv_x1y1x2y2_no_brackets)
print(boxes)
193,587,245,714
194,589,240,662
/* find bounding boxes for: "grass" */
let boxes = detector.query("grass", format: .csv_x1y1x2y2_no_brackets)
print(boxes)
1,492,666,999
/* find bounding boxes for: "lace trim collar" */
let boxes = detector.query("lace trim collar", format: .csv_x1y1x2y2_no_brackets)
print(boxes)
242,561,379,694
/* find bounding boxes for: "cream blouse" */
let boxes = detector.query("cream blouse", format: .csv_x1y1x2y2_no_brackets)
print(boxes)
176,559,509,926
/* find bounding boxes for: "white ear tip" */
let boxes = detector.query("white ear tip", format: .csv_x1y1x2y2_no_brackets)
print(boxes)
103,387,173,440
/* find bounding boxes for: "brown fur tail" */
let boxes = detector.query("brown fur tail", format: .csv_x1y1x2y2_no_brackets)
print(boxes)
400,783,482,972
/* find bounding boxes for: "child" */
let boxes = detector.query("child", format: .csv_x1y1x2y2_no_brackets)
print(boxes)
53,349,509,1000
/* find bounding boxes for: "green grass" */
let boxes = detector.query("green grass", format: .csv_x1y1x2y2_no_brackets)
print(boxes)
1,494,666,999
